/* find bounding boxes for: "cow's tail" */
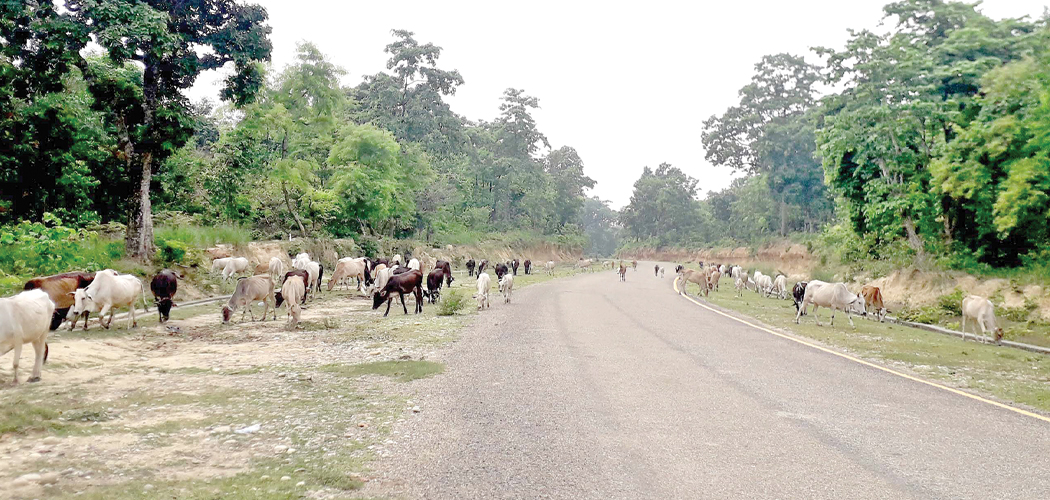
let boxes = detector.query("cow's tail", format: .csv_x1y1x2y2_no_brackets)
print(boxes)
140,279,150,312
44,343,49,364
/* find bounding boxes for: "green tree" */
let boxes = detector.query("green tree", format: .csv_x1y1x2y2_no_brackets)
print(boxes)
579,197,620,256
620,163,701,245
545,147,596,230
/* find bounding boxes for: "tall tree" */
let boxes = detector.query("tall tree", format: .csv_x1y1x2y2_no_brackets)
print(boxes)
545,146,596,230
620,163,700,244
64,0,272,260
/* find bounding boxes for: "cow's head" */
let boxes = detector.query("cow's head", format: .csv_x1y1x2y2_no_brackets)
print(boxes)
69,289,92,315
372,291,387,310
222,304,234,324
274,291,285,309
156,297,175,322
995,327,1004,344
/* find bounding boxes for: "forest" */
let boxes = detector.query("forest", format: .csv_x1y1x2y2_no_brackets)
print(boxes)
2,0,1050,278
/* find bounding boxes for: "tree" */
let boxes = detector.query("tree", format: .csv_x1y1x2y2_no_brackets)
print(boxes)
579,197,620,256
545,146,596,230
64,0,272,260
620,163,701,245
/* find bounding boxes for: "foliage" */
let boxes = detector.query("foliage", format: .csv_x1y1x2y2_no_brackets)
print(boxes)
0,213,123,278
579,197,621,257
436,288,468,316
937,288,966,317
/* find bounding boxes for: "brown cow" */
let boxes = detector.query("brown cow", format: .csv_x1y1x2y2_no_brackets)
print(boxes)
23,271,95,330
861,285,886,322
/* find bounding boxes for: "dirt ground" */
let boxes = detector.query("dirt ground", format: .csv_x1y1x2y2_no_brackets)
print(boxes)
0,282,470,499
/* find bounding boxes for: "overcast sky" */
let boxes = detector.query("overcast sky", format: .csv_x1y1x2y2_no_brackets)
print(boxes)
190,0,1048,209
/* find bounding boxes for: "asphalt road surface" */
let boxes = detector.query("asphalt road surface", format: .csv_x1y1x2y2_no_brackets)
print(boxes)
368,264,1050,499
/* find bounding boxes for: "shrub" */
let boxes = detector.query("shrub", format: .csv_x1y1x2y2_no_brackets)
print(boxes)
937,288,966,316
896,305,943,324
437,288,467,316
157,238,190,264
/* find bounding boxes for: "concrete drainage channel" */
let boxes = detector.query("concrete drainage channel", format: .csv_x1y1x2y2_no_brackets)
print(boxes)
885,316,1050,355
86,294,234,325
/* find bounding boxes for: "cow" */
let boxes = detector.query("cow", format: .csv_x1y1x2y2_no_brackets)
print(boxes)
23,271,95,330
861,285,886,322
211,257,232,273
499,273,514,303
511,259,519,276
392,254,403,267
659,267,665,278
222,275,274,324
735,270,750,297
278,270,310,307
475,272,491,310
618,264,627,282
304,261,322,294
766,274,787,299
292,252,310,270
222,257,250,280
495,263,509,280
372,269,424,316
408,258,421,271
523,259,532,275
435,260,454,287
631,260,638,271
576,259,593,271
794,282,864,327
150,270,179,323
0,289,54,384
962,295,1004,345
654,264,660,277
70,270,150,330
424,268,447,303
478,259,488,274
279,276,306,330
792,281,808,314
708,269,722,292
730,266,743,280
268,257,285,285
328,258,371,292
545,261,555,275
678,268,710,297
466,259,476,277
752,271,769,295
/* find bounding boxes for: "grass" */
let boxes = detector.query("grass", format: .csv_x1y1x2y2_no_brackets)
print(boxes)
700,283,1050,413
154,224,253,249
320,360,445,382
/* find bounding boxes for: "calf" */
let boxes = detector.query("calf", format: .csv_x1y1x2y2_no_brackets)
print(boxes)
618,264,627,282
222,275,274,324
475,272,491,310
861,285,886,322
708,270,722,292
678,268,709,297
70,270,150,330
466,259,476,277
150,270,179,323
372,269,424,316
24,271,95,330
425,268,446,303
279,276,306,330
766,274,787,299
511,259,519,276
962,295,1004,345
0,289,54,384
795,282,864,327
523,259,532,275
735,270,750,297
495,263,509,280
499,273,514,303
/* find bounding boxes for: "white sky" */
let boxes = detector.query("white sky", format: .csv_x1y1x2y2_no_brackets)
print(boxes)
189,0,1048,209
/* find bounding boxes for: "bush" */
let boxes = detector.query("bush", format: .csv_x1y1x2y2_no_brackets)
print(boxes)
0,213,123,277
437,288,467,316
157,238,190,264
896,305,943,324
937,288,966,316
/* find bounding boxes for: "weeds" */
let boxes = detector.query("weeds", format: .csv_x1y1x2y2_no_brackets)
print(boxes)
319,360,445,382
437,288,468,316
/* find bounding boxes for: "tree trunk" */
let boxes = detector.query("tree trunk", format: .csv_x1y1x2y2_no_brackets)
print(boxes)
779,199,788,237
902,217,924,255
125,152,155,261
282,181,307,236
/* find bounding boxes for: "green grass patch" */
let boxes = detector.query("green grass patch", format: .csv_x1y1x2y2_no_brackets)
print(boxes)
320,360,445,382
0,397,69,435
154,224,253,249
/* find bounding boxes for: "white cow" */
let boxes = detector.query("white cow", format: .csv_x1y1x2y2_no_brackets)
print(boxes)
292,252,311,270
305,261,321,294
475,272,491,310
962,295,1004,345
499,273,514,304
0,289,55,383
755,273,773,296
735,270,750,297
795,282,865,327
210,257,232,273
392,254,403,266
767,274,788,299
222,257,250,280
268,257,285,285
71,270,150,330
545,261,555,275
408,258,421,271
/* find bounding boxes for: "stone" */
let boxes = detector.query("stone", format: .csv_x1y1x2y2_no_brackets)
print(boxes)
12,473,42,486
280,476,291,481
42,437,61,445
412,406,421,413
235,424,261,434
273,445,288,453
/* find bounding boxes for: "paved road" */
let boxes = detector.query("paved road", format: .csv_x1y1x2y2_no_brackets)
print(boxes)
368,265,1050,499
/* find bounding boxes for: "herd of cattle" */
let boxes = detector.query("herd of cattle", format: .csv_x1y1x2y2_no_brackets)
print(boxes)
0,252,551,384
669,261,1006,344
0,253,1011,385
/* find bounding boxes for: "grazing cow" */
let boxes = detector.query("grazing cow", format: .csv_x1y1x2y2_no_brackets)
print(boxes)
475,272,491,310
435,260,454,286
730,266,743,280
654,264,660,277
150,270,179,323
545,261,555,275
631,260,638,270
268,257,285,285
466,259,476,277
408,258,421,271
576,259,593,271
861,285,886,322
392,254,403,267
372,269,424,316
659,267,665,278
328,258,371,292
962,295,1004,345
752,271,767,294
71,270,150,330
719,264,727,275
495,263,509,280
0,289,54,384
222,276,274,324
279,276,305,330
292,253,311,270
678,268,710,297
478,259,488,274
792,281,808,314
23,271,95,330
211,257,232,273
708,269,722,292
511,259,519,276
735,270,750,297
222,257,250,280
795,282,864,327
618,264,627,282
499,273,514,303
364,265,394,297
277,269,310,307
767,274,787,299
424,269,447,303
372,257,390,268
524,259,532,275
304,261,321,294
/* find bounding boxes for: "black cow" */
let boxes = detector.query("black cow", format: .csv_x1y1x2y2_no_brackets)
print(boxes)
523,259,531,275
793,281,808,315
466,259,476,277
373,270,424,316
424,268,446,303
478,259,488,274
495,263,509,280
511,259,519,276
435,260,454,286
150,270,179,323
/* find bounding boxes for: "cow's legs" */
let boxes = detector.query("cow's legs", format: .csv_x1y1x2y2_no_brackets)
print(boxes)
128,305,137,329
99,304,113,329
29,338,45,382
846,309,855,328
399,292,408,315
383,297,393,317
11,342,22,384
813,306,823,326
